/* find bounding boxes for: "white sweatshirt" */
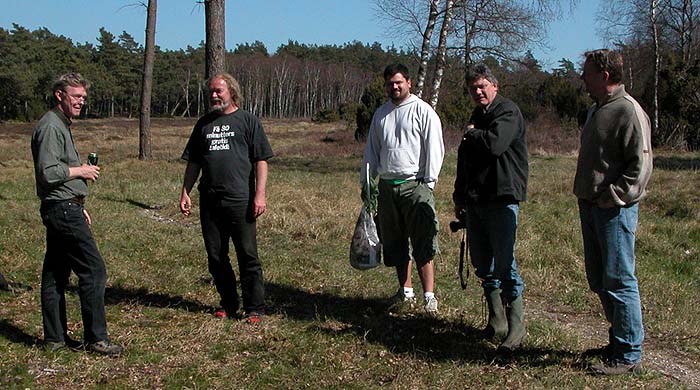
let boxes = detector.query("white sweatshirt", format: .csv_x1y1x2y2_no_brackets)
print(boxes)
361,94,444,189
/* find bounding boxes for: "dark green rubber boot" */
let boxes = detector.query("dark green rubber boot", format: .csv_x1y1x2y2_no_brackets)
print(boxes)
483,289,508,340
498,295,526,352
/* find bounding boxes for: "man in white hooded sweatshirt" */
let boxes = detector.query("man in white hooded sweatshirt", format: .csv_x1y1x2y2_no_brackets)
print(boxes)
361,64,445,316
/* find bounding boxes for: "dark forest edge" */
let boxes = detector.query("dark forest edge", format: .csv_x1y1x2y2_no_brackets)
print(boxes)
0,23,698,150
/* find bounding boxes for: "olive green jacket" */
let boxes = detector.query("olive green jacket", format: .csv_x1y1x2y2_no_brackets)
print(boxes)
31,108,88,201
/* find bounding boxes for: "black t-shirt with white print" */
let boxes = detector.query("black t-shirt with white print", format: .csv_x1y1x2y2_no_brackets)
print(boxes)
182,109,273,201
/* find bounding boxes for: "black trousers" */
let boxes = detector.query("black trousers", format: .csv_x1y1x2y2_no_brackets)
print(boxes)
199,195,264,314
40,200,108,343
0,271,8,290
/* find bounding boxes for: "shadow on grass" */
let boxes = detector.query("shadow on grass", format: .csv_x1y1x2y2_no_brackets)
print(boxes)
269,156,359,174
58,280,576,367
125,198,162,210
654,156,700,171
102,285,215,314
265,282,577,367
91,195,164,210
0,319,37,347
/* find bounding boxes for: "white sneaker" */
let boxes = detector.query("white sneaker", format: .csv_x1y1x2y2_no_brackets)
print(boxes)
388,291,416,313
424,296,438,316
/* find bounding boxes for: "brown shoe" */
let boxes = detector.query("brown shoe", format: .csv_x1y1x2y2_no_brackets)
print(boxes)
43,336,81,352
43,340,67,352
590,360,642,376
86,340,124,356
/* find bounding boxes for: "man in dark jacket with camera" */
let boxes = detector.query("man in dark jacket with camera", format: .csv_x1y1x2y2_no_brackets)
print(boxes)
453,63,528,353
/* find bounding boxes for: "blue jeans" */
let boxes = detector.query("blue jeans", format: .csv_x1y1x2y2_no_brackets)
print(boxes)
578,200,644,364
466,202,524,302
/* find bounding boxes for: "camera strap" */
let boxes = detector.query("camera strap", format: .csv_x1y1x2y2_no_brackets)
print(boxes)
458,228,469,290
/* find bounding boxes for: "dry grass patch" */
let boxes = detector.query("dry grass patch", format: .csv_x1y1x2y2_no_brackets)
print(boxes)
0,118,697,388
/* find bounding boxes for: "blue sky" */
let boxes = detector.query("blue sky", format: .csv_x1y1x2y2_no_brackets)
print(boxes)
0,0,603,71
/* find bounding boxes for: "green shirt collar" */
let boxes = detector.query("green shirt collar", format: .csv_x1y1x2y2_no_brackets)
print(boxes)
51,107,72,127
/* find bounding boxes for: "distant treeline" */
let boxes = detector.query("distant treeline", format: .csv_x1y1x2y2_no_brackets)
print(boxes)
0,24,414,122
1,23,698,149
0,24,587,126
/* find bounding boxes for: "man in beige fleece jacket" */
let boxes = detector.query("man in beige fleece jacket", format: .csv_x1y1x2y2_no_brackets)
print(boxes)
574,49,653,376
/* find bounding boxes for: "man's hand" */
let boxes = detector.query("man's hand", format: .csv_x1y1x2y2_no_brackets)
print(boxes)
180,161,202,217
180,191,192,216
253,194,266,218
252,160,268,219
80,164,100,181
361,177,378,213
83,208,92,225
69,164,100,181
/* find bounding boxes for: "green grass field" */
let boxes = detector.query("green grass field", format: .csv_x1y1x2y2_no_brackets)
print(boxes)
1,118,699,389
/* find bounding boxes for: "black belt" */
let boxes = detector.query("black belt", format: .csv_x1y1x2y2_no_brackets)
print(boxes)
41,196,85,207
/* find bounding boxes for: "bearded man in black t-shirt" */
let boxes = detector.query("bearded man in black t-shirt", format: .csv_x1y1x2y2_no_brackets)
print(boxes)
180,73,273,324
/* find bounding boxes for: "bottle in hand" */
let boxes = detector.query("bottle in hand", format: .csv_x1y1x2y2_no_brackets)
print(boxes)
87,153,98,166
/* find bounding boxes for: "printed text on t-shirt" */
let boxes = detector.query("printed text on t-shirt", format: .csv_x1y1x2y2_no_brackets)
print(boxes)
206,125,235,151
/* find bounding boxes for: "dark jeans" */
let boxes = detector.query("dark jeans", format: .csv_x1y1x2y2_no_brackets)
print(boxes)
0,271,8,290
40,200,108,343
200,195,264,314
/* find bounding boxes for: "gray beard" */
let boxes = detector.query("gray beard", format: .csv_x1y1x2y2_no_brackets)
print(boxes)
209,101,231,113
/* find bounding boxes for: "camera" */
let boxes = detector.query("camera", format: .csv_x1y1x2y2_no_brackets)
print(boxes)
449,209,467,232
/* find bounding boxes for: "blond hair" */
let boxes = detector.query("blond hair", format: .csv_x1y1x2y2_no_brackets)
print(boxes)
208,73,243,106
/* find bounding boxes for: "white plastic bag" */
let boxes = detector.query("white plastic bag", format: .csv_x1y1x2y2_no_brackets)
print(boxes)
349,207,381,270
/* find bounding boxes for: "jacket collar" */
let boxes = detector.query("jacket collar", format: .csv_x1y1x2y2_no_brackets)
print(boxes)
51,107,72,127
596,84,626,107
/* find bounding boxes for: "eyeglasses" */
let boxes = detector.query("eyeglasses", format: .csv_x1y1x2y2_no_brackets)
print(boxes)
62,90,88,102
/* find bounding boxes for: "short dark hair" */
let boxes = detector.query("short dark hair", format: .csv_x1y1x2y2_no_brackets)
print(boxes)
584,49,624,84
465,64,498,85
383,63,410,81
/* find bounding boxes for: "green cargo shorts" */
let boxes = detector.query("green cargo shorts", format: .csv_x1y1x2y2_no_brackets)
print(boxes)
377,179,439,266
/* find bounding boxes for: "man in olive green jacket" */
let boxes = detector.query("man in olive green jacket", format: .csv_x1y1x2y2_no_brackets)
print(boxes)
31,73,123,356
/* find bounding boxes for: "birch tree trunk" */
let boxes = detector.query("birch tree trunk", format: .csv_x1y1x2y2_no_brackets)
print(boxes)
429,0,454,109
415,0,440,98
651,0,660,136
